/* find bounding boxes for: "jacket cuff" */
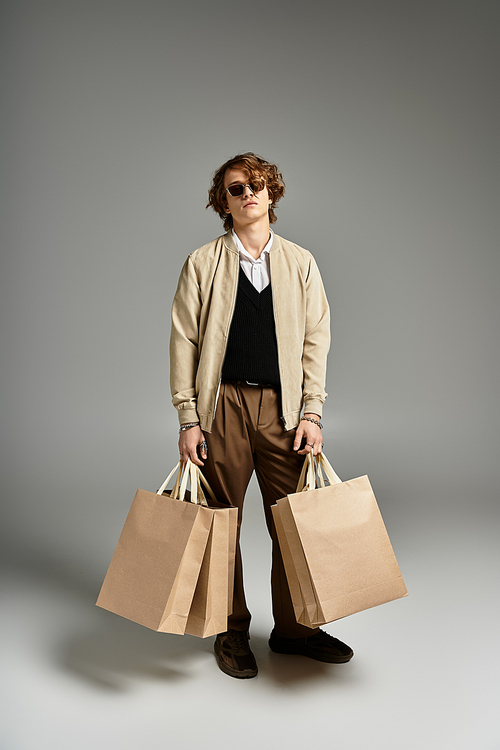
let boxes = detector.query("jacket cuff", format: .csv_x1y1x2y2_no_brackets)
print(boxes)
177,407,200,425
302,399,324,419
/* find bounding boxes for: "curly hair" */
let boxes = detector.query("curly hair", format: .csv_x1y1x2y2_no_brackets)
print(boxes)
206,152,286,231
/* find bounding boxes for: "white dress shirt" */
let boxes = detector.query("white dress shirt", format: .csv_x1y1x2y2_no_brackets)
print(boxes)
232,229,273,292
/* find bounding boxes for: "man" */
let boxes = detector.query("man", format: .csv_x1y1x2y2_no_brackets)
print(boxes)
170,152,353,678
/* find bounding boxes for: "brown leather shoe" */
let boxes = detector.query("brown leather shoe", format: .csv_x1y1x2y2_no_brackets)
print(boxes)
269,628,354,663
214,630,258,679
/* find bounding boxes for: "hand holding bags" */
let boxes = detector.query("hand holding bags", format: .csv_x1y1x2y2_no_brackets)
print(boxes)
96,460,238,638
272,453,408,628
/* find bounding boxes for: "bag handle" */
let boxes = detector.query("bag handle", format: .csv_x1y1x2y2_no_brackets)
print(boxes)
295,452,343,492
156,460,217,507
315,452,342,485
196,464,218,506
178,460,208,506
296,452,317,492
157,462,182,496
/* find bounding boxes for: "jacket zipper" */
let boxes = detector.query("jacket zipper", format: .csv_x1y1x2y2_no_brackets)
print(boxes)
212,251,240,421
212,379,221,420
270,251,287,430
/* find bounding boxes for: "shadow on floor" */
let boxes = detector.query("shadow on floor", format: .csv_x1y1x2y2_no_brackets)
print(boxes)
62,615,214,691
1,554,214,691
249,632,360,688
1,553,360,691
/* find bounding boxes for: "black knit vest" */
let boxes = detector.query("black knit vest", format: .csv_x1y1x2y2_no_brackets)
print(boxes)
221,267,281,388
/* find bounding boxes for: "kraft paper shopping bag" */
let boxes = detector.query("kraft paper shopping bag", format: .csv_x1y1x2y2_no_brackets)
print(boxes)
272,453,407,627
97,460,237,637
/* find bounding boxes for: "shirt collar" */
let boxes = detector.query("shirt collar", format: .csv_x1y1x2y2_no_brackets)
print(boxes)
232,229,273,262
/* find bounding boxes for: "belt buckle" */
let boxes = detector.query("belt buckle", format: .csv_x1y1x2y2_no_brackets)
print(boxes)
246,381,260,387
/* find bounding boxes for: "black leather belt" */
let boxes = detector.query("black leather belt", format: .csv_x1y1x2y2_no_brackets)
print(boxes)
224,379,277,389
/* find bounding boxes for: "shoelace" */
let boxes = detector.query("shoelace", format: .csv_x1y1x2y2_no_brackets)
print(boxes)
307,630,337,645
307,630,336,643
224,630,250,653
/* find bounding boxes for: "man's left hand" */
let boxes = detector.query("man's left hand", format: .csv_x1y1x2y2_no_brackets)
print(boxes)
293,413,323,456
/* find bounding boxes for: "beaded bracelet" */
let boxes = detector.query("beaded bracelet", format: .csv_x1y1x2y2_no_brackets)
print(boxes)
300,416,323,429
179,421,200,433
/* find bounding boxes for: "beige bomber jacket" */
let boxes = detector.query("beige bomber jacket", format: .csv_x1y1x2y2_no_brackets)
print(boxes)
170,231,330,432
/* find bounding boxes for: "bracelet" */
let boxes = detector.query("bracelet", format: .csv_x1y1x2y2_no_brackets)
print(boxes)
300,416,323,429
179,421,200,433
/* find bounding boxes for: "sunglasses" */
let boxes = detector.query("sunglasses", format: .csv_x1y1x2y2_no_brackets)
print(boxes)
225,180,265,198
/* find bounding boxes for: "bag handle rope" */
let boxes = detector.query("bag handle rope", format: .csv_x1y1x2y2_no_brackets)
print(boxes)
316,452,342,486
156,460,217,507
296,452,315,492
296,452,342,493
157,463,182,496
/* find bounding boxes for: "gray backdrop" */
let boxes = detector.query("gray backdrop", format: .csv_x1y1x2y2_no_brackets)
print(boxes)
2,0,498,575
1,1,499,748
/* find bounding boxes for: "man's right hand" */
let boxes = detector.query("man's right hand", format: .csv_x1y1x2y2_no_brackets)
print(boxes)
178,425,207,466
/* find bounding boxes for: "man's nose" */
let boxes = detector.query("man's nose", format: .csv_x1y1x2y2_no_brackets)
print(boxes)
242,184,254,198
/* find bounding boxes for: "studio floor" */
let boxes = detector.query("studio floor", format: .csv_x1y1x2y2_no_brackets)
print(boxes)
1,503,498,750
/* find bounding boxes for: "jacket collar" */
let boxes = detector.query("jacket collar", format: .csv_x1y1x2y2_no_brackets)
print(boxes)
222,230,281,255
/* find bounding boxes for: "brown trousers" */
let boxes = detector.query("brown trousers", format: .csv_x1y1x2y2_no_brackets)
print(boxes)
201,381,319,638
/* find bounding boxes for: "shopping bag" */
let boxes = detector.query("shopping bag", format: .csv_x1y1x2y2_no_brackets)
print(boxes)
184,498,238,638
96,460,238,637
181,465,238,637
272,453,408,627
